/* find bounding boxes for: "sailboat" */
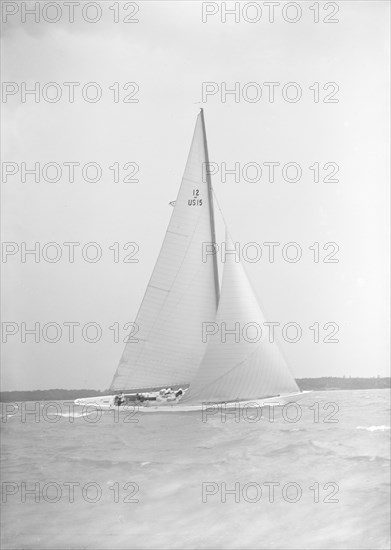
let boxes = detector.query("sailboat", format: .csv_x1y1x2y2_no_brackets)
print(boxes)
74,110,308,412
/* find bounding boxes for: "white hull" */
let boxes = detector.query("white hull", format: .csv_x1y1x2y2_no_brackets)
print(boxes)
74,391,310,413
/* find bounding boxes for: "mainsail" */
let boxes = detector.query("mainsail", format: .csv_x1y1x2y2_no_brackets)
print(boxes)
110,111,219,391
182,234,300,404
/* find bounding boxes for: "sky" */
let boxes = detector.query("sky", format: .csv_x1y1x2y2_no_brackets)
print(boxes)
1,1,390,390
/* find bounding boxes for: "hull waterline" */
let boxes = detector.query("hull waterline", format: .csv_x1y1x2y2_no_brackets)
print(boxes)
74,391,311,414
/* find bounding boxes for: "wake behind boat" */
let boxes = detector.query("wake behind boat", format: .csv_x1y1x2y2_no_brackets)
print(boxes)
75,110,309,412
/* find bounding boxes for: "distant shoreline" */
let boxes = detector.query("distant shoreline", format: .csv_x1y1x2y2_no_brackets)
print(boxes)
0,377,389,402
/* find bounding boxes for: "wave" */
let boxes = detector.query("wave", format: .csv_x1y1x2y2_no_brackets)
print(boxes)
356,425,390,432
344,454,390,465
1,413,18,420
263,439,335,458
279,428,307,433
47,410,100,418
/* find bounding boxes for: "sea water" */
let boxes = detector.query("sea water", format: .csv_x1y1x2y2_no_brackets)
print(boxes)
1,389,390,550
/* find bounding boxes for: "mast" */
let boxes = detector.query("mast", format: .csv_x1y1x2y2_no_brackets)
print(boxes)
200,108,220,305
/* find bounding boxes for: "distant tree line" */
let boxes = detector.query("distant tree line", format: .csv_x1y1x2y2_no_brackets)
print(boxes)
296,377,390,391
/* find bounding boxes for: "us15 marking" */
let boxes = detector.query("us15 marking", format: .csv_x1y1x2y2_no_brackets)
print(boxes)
188,188,203,206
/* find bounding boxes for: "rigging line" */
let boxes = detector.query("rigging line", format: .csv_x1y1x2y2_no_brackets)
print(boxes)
200,108,220,306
